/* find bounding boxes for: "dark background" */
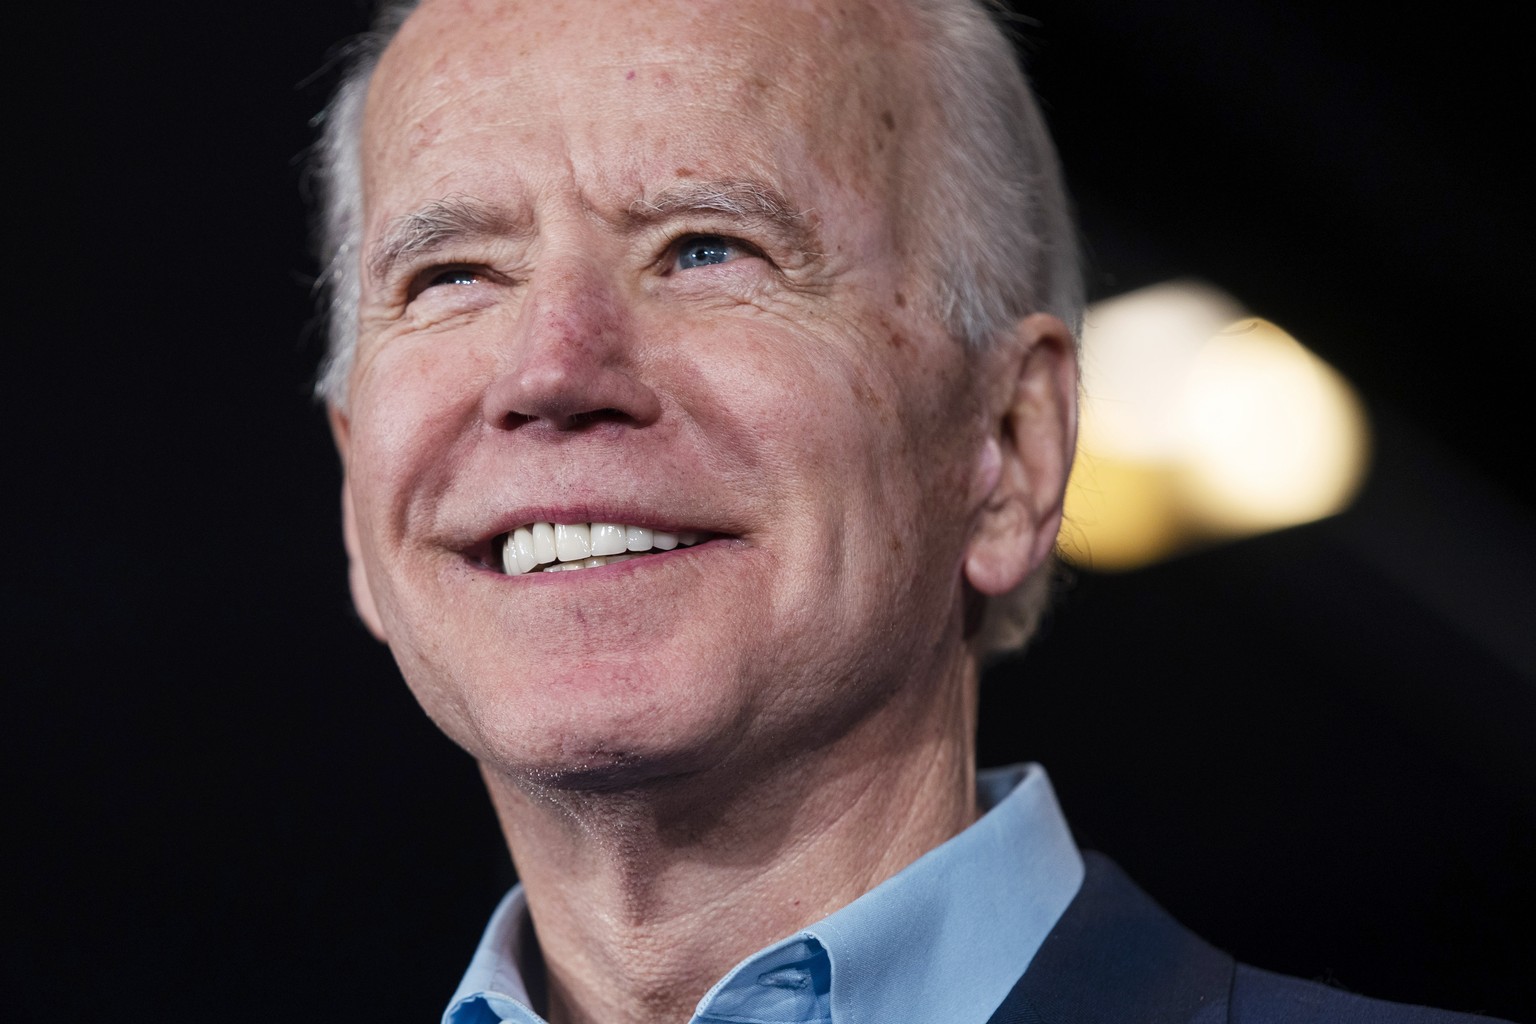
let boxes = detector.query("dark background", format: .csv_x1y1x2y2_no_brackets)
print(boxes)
13,1,1533,1020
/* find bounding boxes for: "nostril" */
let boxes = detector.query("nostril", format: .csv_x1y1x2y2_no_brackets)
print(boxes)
568,408,626,427
480,353,663,431
488,407,632,432
497,411,538,430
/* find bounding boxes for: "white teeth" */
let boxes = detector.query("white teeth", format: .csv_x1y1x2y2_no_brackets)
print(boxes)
543,554,635,573
509,527,537,574
590,522,626,556
555,523,591,562
531,522,557,565
499,522,707,574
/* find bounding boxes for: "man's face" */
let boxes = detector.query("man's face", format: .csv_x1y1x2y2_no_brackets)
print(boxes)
336,0,1006,785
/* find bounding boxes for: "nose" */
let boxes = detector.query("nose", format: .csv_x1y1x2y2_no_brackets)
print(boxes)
480,259,662,433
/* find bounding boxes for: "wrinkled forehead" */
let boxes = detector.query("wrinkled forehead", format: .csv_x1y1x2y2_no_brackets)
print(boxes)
362,0,932,218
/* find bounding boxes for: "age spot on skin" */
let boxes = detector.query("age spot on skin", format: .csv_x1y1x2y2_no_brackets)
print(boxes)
874,314,902,348
894,291,906,308
880,109,895,131
852,380,887,414
407,121,441,157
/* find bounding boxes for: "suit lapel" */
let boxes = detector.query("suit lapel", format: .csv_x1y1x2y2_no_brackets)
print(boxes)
985,852,1235,1024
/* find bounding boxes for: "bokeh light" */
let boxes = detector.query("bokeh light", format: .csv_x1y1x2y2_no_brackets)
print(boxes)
1059,282,1371,571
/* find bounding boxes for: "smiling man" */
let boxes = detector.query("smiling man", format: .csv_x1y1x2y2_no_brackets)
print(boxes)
311,2,1493,1023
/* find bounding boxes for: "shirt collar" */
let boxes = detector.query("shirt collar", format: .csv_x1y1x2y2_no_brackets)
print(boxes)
445,763,1083,1024
443,886,544,1024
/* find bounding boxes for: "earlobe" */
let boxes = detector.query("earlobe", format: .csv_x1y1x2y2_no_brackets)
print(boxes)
962,313,1079,596
330,407,389,643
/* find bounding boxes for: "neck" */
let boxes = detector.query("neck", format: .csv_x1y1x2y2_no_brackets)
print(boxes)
480,655,980,1024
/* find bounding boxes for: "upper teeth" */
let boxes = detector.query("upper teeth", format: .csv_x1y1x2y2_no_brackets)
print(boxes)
502,522,702,575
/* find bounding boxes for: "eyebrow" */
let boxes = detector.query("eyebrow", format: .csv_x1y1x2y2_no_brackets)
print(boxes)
628,179,812,238
367,194,527,286
367,179,816,286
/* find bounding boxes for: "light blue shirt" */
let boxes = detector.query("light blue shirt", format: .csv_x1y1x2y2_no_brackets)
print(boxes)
444,763,1084,1024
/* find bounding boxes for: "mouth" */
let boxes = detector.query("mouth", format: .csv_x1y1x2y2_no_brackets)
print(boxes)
494,521,712,575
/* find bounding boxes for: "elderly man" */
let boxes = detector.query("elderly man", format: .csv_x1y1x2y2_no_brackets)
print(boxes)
312,1,1494,1021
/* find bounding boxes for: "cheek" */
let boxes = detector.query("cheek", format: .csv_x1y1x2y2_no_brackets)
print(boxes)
673,303,974,494
360,319,500,426
345,341,493,542
649,318,853,490
858,349,985,576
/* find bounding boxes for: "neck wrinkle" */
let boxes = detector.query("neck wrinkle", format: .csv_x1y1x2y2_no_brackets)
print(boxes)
480,652,980,1024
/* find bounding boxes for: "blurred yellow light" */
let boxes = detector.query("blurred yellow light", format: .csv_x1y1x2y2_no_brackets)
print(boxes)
1059,453,1187,571
1177,318,1370,533
1060,283,1371,571
1078,282,1245,460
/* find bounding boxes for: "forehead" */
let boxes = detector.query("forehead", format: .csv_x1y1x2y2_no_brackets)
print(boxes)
362,0,927,221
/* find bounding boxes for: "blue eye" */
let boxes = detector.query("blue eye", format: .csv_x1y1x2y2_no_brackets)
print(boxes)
675,237,736,270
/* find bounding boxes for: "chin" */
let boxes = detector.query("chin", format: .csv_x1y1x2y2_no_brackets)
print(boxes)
428,656,754,793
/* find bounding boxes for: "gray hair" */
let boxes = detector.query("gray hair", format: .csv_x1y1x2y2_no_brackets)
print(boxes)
309,0,1081,654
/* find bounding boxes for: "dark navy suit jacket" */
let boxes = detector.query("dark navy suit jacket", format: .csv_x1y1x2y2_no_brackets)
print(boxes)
986,853,1507,1024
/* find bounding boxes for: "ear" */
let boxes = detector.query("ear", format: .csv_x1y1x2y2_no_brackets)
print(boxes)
963,313,1079,595
329,406,389,642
